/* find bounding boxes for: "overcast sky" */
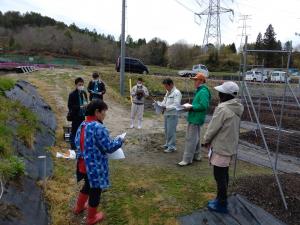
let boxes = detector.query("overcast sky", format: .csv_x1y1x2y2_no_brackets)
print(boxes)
1,0,300,47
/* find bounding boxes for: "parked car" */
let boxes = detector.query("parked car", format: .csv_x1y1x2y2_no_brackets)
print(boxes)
116,57,149,74
289,68,300,76
270,71,291,83
245,71,268,82
178,64,209,77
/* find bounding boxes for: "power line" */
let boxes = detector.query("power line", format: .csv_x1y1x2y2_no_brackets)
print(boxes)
238,14,251,50
174,0,234,48
195,0,234,49
174,0,196,13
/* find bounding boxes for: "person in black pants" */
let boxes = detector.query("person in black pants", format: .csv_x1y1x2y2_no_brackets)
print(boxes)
213,166,229,207
203,81,244,213
73,100,124,225
87,72,106,101
67,77,88,150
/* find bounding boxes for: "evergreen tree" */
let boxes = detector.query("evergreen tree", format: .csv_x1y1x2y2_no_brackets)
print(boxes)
263,24,277,50
263,24,279,67
229,43,237,54
255,32,263,64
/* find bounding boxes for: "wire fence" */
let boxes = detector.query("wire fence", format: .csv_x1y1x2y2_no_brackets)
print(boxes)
0,54,79,66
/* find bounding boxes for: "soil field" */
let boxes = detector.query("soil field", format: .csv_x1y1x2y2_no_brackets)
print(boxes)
231,174,300,225
240,128,300,158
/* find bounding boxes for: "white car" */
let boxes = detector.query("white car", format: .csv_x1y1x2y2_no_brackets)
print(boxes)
245,71,268,82
178,64,209,77
270,71,291,83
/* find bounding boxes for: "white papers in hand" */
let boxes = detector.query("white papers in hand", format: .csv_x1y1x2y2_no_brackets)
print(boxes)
56,149,76,159
183,103,193,108
116,132,126,140
208,148,213,160
153,101,164,114
107,148,125,160
176,103,193,111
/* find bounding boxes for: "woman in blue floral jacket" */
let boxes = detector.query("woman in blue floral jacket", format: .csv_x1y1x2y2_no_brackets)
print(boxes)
73,100,124,225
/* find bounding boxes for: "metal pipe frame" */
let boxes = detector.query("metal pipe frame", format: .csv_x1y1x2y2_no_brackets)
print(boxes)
287,82,300,109
275,52,291,171
240,36,288,210
243,81,288,210
246,49,292,54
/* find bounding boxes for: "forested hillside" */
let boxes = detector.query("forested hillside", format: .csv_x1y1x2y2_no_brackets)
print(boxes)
0,11,299,70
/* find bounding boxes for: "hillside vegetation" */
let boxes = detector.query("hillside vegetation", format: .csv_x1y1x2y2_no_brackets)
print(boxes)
1,11,300,71
0,77,39,180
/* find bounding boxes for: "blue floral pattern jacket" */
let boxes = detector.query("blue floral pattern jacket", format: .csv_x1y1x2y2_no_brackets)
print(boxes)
75,121,123,189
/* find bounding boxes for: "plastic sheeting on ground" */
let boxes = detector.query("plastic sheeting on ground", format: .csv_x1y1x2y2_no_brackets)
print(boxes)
4,80,56,179
0,177,48,225
5,80,56,131
178,194,286,225
0,80,56,225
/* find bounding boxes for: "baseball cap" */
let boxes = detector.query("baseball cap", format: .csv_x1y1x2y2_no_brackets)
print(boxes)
214,81,239,96
191,73,206,83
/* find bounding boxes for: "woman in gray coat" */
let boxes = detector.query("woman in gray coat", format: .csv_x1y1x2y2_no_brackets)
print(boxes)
204,81,244,213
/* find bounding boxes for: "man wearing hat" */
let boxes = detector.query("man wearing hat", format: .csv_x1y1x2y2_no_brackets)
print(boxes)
204,81,244,213
178,73,211,166
130,77,149,129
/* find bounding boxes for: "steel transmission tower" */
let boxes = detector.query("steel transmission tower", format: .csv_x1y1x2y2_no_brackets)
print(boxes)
195,0,233,49
238,15,251,51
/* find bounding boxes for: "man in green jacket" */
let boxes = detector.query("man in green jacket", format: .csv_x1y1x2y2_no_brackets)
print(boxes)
178,73,211,166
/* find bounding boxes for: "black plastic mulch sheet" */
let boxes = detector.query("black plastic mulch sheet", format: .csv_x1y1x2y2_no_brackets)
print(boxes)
5,80,56,179
0,177,49,225
0,80,57,225
5,80,57,131
178,194,286,225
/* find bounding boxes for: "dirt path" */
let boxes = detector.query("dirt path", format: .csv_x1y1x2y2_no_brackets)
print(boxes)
21,72,193,168
103,94,193,167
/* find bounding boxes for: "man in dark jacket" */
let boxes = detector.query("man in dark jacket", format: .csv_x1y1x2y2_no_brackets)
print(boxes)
68,77,88,150
87,72,106,101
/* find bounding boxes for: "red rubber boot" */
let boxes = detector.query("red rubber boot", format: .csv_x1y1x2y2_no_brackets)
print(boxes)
86,207,105,225
73,192,88,214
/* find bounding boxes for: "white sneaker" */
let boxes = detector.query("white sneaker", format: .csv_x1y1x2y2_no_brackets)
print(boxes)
137,120,142,129
130,119,134,129
178,161,191,166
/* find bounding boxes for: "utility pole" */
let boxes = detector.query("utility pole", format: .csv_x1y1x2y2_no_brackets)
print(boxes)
195,0,234,50
295,19,300,39
120,0,126,96
238,15,251,51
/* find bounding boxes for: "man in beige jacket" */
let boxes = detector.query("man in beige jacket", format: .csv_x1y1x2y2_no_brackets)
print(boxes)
203,81,244,213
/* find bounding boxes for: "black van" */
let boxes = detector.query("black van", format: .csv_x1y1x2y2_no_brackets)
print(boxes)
116,57,149,74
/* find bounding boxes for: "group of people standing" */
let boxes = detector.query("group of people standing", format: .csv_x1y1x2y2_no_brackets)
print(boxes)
67,73,112,225
128,73,244,213
67,71,244,224
68,72,106,151
129,74,211,166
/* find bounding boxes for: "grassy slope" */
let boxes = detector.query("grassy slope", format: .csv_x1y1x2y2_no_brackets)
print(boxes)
0,77,39,180
10,66,271,225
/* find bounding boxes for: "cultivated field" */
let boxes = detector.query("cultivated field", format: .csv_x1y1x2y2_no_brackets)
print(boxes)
3,64,299,225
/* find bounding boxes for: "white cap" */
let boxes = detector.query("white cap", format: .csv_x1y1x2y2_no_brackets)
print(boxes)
214,81,239,96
